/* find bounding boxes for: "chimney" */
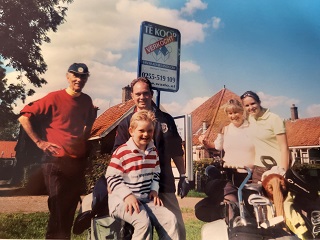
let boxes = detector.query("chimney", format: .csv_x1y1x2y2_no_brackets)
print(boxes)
202,121,207,134
290,104,298,120
122,85,131,103
93,106,100,118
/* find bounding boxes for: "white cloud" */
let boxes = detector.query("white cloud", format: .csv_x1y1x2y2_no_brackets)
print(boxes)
94,51,122,65
181,0,208,16
182,96,209,114
176,20,207,44
212,17,222,29
162,96,209,116
161,101,182,115
257,91,300,109
306,104,320,117
181,61,200,73
93,98,111,116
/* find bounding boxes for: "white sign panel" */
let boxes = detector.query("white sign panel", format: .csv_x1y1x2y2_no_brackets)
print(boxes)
174,116,185,141
138,21,181,92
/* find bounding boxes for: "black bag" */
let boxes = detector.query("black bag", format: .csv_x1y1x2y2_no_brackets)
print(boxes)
195,197,225,222
73,210,93,235
285,169,318,201
91,175,110,217
229,225,298,240
204,179,228,203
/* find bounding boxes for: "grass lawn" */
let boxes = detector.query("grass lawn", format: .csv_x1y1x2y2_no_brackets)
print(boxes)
0,207,206,239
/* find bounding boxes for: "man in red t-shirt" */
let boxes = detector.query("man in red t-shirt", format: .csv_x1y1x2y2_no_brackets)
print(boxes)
18,63,96,239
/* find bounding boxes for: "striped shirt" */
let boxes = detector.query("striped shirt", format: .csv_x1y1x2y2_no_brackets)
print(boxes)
106,137,160,213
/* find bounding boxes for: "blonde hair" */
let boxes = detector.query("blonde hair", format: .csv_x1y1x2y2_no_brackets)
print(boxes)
130,110,156,129
224,99,244,114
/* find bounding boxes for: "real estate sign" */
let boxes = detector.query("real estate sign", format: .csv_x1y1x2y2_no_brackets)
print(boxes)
138,21,181,92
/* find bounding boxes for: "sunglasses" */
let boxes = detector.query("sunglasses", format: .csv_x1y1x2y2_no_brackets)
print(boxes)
240,92,254,100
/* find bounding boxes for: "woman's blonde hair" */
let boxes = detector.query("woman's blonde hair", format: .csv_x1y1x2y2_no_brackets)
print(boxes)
224,99,244,114
130,110,156,129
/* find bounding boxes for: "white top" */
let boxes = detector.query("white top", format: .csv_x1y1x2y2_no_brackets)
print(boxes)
214,120,255,170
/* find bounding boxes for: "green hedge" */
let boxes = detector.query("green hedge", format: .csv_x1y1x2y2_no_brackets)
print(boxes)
291,163,320,189
85,154,112,193
291,163,320,171
192,158,223,192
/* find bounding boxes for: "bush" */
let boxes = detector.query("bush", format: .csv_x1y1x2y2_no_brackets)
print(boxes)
292,163,320,190
85,154,112,193
291,163,320,172
193,158,223,192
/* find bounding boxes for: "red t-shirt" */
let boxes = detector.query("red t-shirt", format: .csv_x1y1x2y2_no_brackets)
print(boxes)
21,89,95,158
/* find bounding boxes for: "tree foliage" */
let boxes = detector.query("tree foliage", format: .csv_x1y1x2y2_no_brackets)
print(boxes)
0,62,21,140
0,0,73,87
0,0,73,140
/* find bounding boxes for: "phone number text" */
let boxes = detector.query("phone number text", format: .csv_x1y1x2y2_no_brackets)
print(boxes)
141,72,176,83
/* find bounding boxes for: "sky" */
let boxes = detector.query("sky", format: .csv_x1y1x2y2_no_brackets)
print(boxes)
6,0,320,120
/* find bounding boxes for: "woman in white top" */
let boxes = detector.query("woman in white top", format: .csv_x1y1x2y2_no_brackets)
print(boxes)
202,98,255,187
201,99,255,221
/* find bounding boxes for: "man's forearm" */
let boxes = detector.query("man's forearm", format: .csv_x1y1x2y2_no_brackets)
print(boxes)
172,155,186,175
18,115,41,144
83,125,93,140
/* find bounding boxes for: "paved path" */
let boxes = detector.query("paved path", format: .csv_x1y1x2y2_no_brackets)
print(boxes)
0,188,202,214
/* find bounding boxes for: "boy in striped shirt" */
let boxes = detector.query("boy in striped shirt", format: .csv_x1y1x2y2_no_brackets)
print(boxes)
106,110,178,239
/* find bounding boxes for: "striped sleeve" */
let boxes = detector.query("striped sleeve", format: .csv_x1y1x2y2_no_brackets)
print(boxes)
105,147,132,200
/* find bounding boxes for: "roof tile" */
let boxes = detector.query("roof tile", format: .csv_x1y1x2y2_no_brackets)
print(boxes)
90,100,135,138
285,117,320,147
0,141,16,158
191,88,240,146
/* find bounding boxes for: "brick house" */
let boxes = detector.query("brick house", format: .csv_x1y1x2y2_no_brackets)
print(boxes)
286,108,320,164
0,141,17,183
89,86,135,155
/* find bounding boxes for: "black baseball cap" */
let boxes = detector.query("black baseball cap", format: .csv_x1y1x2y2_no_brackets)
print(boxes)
68,63,89,75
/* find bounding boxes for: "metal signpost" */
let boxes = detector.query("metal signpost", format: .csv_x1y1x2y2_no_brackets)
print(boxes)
174,114,194,181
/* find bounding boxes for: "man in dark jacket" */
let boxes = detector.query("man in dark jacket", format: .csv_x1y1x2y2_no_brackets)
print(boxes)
113,77,189,240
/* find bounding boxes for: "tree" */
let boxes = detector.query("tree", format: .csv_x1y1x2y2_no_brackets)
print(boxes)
0,120,20,140
0,0,73,87
0,62,21,140
0,0,73,139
